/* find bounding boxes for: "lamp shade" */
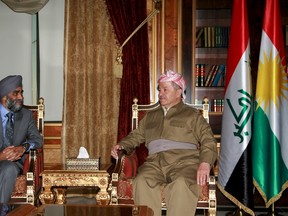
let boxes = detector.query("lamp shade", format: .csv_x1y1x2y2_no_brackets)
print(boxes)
1,0,49,14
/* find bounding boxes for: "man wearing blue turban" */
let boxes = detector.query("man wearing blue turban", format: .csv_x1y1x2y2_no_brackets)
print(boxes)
0,75,43,215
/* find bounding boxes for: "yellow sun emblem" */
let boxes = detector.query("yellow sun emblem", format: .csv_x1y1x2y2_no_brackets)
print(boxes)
256,50,288,111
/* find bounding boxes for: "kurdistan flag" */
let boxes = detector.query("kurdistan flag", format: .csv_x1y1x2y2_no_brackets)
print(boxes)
217,0,254,215
252,0,288,208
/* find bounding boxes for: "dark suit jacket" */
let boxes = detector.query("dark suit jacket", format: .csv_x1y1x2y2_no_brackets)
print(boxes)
0,107,43,165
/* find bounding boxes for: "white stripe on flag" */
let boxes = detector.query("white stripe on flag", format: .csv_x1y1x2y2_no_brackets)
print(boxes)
218,44,252,187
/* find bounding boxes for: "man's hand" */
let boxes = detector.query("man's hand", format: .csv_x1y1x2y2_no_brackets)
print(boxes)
111,144,123,159
0,146,25,161
197,162,211,186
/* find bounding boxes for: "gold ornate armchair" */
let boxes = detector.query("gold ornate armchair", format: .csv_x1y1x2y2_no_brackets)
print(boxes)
110,98,217,216
9,97,44,206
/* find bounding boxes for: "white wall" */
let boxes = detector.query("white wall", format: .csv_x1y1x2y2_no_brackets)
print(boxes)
39,0,64,121
0,1,33,103
0,0,64,121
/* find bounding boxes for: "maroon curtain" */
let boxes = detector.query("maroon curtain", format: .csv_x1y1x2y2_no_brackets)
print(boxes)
106,0,150,141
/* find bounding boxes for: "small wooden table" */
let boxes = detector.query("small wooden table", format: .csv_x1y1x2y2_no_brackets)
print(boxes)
37,204,154,216
6,204,37,216
39,169,110,205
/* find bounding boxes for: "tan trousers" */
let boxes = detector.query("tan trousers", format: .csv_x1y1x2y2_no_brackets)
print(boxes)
133,150,200,216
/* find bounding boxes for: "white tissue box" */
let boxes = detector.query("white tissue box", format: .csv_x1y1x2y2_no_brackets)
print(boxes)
66,158,100,170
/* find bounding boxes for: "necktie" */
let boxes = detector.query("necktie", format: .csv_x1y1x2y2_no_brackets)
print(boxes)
5,112,14,146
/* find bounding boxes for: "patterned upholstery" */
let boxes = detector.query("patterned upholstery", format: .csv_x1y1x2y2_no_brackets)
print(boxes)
12,175,27,195
9,97,45,206
110,98,217,215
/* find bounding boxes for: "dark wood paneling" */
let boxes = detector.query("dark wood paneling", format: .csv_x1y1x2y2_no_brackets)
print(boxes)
43,122,62,168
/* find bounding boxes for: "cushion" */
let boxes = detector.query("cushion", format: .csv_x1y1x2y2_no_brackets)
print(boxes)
120,152,138,179
12,175,27,195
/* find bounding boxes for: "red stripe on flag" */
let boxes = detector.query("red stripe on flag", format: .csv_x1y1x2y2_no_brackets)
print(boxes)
263,0,286,66
225,0,249,92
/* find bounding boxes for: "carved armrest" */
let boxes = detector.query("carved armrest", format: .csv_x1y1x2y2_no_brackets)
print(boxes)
22,148,43,193
112,150,138,178
208,176,217,209
109,150,138,205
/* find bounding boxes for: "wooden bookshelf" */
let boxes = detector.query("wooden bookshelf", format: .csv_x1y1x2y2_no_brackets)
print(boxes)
181,0,231,137
193,1,231,111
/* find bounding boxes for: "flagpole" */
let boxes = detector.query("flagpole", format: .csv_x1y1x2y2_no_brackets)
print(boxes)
227,207,250,216
258,204,283,216
270,204,275,216
267,204,283,216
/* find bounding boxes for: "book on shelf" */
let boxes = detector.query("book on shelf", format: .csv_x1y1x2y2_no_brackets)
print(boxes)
210,99,224,112
195,64,201,87
195,64,199,87
198,26,230,48
201,64,226,87
204,27,208,47
207,65,219,86
195,64,206,87
204,65,216,86
196,27,204,47
215,27,221,47
200,64,205,87
211,64,226,86
222,27,230,47
211,27,215,47
207,26,211,48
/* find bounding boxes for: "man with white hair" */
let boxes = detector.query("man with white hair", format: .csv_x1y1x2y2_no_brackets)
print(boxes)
0,75,43,215
111,70,217,216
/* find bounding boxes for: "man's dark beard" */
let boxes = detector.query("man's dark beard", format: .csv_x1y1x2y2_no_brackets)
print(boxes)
7,98,23,112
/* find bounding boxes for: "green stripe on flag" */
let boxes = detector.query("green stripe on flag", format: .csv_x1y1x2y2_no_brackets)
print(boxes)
253,104,288,206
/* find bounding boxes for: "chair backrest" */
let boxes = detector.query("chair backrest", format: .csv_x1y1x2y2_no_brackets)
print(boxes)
132,97,209,131
11,97,45,204
23,97,45,136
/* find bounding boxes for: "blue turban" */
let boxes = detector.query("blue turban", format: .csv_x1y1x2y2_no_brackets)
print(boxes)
0,75,23,99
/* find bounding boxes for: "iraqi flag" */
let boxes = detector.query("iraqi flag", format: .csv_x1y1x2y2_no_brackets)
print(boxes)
217,0,254,215
252,0,288,208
